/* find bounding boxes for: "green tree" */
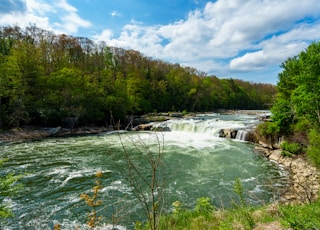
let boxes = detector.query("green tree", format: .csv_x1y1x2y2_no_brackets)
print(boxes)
271,42,320,134
38,67,86,125
307,129,320,167
291,43,320,127
0,53,27,127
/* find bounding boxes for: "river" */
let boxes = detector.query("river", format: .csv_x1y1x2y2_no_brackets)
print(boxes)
0,112,289,229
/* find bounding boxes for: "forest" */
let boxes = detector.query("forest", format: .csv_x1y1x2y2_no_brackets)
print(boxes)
0,25,276,129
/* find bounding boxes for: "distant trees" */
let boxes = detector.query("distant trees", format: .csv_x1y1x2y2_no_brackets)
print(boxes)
0,25,277,129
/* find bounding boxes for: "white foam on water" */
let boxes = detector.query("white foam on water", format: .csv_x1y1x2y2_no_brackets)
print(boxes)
101,180,132,194
1,112,291,229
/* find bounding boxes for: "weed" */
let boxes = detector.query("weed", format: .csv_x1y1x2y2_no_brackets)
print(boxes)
80,171,104,228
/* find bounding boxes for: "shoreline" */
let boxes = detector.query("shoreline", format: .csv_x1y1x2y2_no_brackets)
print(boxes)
255,146,320,205
0,126,110,143
1,120,319,206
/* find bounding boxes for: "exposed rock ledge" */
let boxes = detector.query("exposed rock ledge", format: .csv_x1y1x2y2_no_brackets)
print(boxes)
0,126,110,142
255,146,320,205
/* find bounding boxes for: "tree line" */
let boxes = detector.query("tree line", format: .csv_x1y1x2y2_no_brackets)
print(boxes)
0,25,276,129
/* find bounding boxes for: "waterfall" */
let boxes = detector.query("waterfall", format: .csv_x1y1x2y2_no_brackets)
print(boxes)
235,130,249,141
156,118,246,137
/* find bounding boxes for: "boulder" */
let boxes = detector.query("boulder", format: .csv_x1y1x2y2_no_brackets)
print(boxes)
169,112,183,118
48,126,62,135
268,149,282,161
133,124,153,131
151,126,171,132
219,129,238,138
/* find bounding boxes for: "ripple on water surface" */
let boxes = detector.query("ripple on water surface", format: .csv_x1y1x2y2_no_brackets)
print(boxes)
0,113,290,229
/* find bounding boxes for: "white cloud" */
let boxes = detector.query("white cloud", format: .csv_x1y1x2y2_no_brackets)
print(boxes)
94,0,320,82
0,0,54,30
0,0,91,35
55,0,77,12
230,23,320,72
110,10,121,17
54,0,91,34
94,29,114,41
2,0,320,83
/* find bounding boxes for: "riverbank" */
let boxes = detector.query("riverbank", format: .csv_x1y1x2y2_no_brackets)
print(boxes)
255,146,320,205
1,114,319,206
0,126,109,142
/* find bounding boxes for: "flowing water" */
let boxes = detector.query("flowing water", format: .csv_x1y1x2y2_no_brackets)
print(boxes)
0,112,289,229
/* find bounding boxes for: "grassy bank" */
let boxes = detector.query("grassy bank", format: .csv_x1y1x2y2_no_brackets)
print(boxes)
135,196,320,230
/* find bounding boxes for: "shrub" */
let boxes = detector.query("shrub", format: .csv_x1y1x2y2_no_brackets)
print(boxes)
256,122,279,137
281,151,293,158
0,159,23,219
307,129,320,167
280,198,320,229
195,197,213,214
280,141,302,154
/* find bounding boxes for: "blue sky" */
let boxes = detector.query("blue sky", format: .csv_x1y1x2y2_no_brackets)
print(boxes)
1,0,320,84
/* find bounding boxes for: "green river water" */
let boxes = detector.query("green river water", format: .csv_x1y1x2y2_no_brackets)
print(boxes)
0,113,289,229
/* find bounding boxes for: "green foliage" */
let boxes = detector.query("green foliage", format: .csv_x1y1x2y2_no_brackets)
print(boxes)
194,197,213,214
270,97,294,134
256,121,279,137
134,194,320,230
271,41,320,136
233,178,245,207
293,117,312,132
280,141,302,155
0,159,23,219
80,171,104,228
232,178,255,228
280,198,320,229
281,151,293,158
307,129,320,167
0,25,276,128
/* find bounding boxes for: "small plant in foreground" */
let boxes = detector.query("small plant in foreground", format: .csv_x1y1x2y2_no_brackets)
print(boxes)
0,159,24,219
80,171,103,228
233,178,255,229
280,198,320,229
195,197,213,214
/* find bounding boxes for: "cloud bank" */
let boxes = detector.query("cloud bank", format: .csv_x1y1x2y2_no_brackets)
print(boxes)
95,0,320,83
0,0,91,34
1,0,320,83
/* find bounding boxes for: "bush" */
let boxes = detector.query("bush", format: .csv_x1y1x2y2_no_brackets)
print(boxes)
294,117,312,132
280,199,320,229
280,141,302,154
256,122,279,137
0,159,23,219
281,151,293,158
307,129,320,167
195,197,213,214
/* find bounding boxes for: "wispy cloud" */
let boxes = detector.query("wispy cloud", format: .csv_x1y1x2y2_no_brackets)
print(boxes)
0,0,26,14
0,0,91,34
110,10,121,17
95,0,320,82
1,0,320,83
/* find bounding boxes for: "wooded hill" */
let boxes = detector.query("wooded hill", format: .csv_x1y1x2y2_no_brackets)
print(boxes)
0,26,276,128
